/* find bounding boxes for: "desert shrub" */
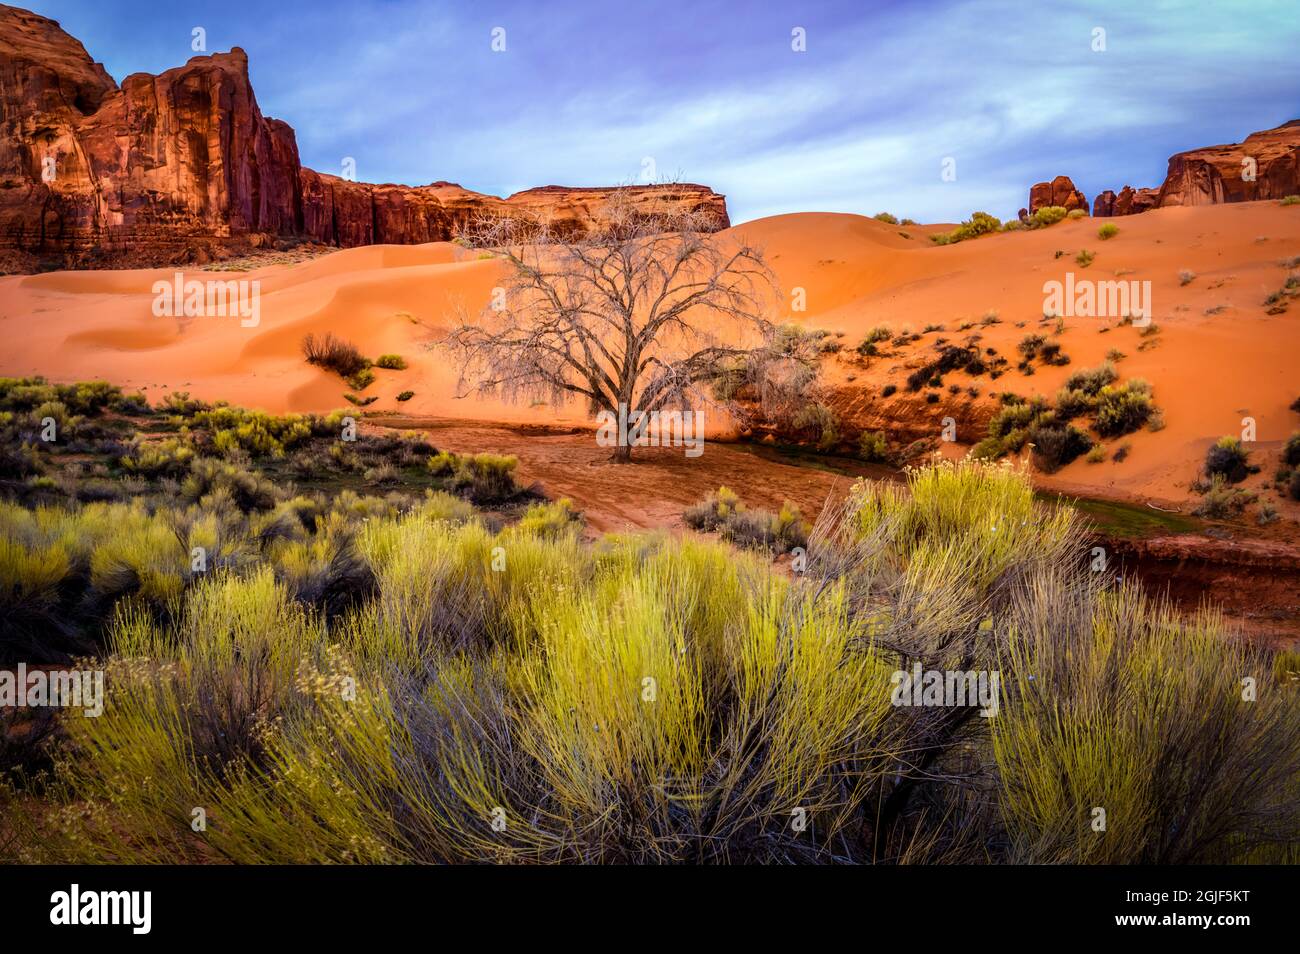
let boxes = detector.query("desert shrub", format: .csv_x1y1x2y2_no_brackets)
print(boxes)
1204,436,1250,483
873,212,899,225
396,391,415,402
120,438,195,478
374,354,407,370
1281,195,1300,206
684,486,742,532
1193,475,1252,518
1093,380,1154,437
1054,387,1096,420
110,391,152,415
193,407,313,458
428,452,519,504
932,211,1001,245
1282,431,1300,468
158,391,210,417
1038,341,1069,365
181,458,279,511
0,531,74,661
1063,361,1118,396
513,498,582,538
347,367,377,391
1075,249,1095,268
1029,421,1093,472
1098,223,1119,240
363,464,399,485
860,325,893,350
1028,206,1068,228
718,501,808,554
1179,268,1196,286
1085,445,1106,463
1017,334,1045,360
8,460,1298,865
793,402,840,451
993,579,1296,863
1290,470,1300,501
1067,209,1087,220
859,431,889,462
303,332,368,378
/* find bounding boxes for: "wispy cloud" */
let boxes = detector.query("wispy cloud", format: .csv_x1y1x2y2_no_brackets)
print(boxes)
27,0,1300,222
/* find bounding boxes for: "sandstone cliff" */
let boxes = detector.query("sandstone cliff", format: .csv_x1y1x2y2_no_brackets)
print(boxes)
0,4,728,269
1085,121,1299,218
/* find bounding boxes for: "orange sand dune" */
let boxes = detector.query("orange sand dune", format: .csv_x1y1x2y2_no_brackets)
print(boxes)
2,203,1298,518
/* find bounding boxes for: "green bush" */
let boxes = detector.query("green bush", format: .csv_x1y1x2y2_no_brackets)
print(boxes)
683,486,742,532
932,211,1002,245
374,354,407,370
792,402,840,451
182,458,280,511
1064,361,1118,396
1098,223,1119,240
1193,475,1252,518
347,367,377,391
1204,436,1249,483
858,431,889,462
1093,380,1154,437
1029,421,1093,472
5,460,1297,865
1282,431,1300,468
1029,206,1068,228
428,451,519,504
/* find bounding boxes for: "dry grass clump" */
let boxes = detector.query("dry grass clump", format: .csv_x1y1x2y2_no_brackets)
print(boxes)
685,487,808,554
302,333,368,378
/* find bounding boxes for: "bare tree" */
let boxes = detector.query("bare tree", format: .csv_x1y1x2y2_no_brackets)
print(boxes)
441,188,790,462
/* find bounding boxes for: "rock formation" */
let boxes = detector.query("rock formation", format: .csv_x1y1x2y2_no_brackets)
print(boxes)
0,4,728,269
1090,121,1299,217
1156,120,1300,207
1092,185,1159,218
1027,175,1088,215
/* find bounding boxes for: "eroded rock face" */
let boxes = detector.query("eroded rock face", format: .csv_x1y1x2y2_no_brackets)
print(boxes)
1158,120,1300,207
1028,175,1088,215
0,4,729,268
1092,185,1160,217
1092,121,1299,217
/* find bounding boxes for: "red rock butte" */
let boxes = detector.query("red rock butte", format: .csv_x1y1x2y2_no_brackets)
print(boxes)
0,4,729,268
1028,120,1300,218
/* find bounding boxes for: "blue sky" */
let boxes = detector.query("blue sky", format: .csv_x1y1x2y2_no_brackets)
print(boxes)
25,0,1300,223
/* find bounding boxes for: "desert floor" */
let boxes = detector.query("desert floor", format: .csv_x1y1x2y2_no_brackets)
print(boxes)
2,202,1298,542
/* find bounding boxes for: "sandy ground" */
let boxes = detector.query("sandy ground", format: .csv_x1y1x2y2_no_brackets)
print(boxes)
1,202,1298,526
376,416,890,535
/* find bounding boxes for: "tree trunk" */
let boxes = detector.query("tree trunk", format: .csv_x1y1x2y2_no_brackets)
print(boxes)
611,443,633,464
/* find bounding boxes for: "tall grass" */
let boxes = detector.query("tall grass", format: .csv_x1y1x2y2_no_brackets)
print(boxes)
4,460,1296,864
